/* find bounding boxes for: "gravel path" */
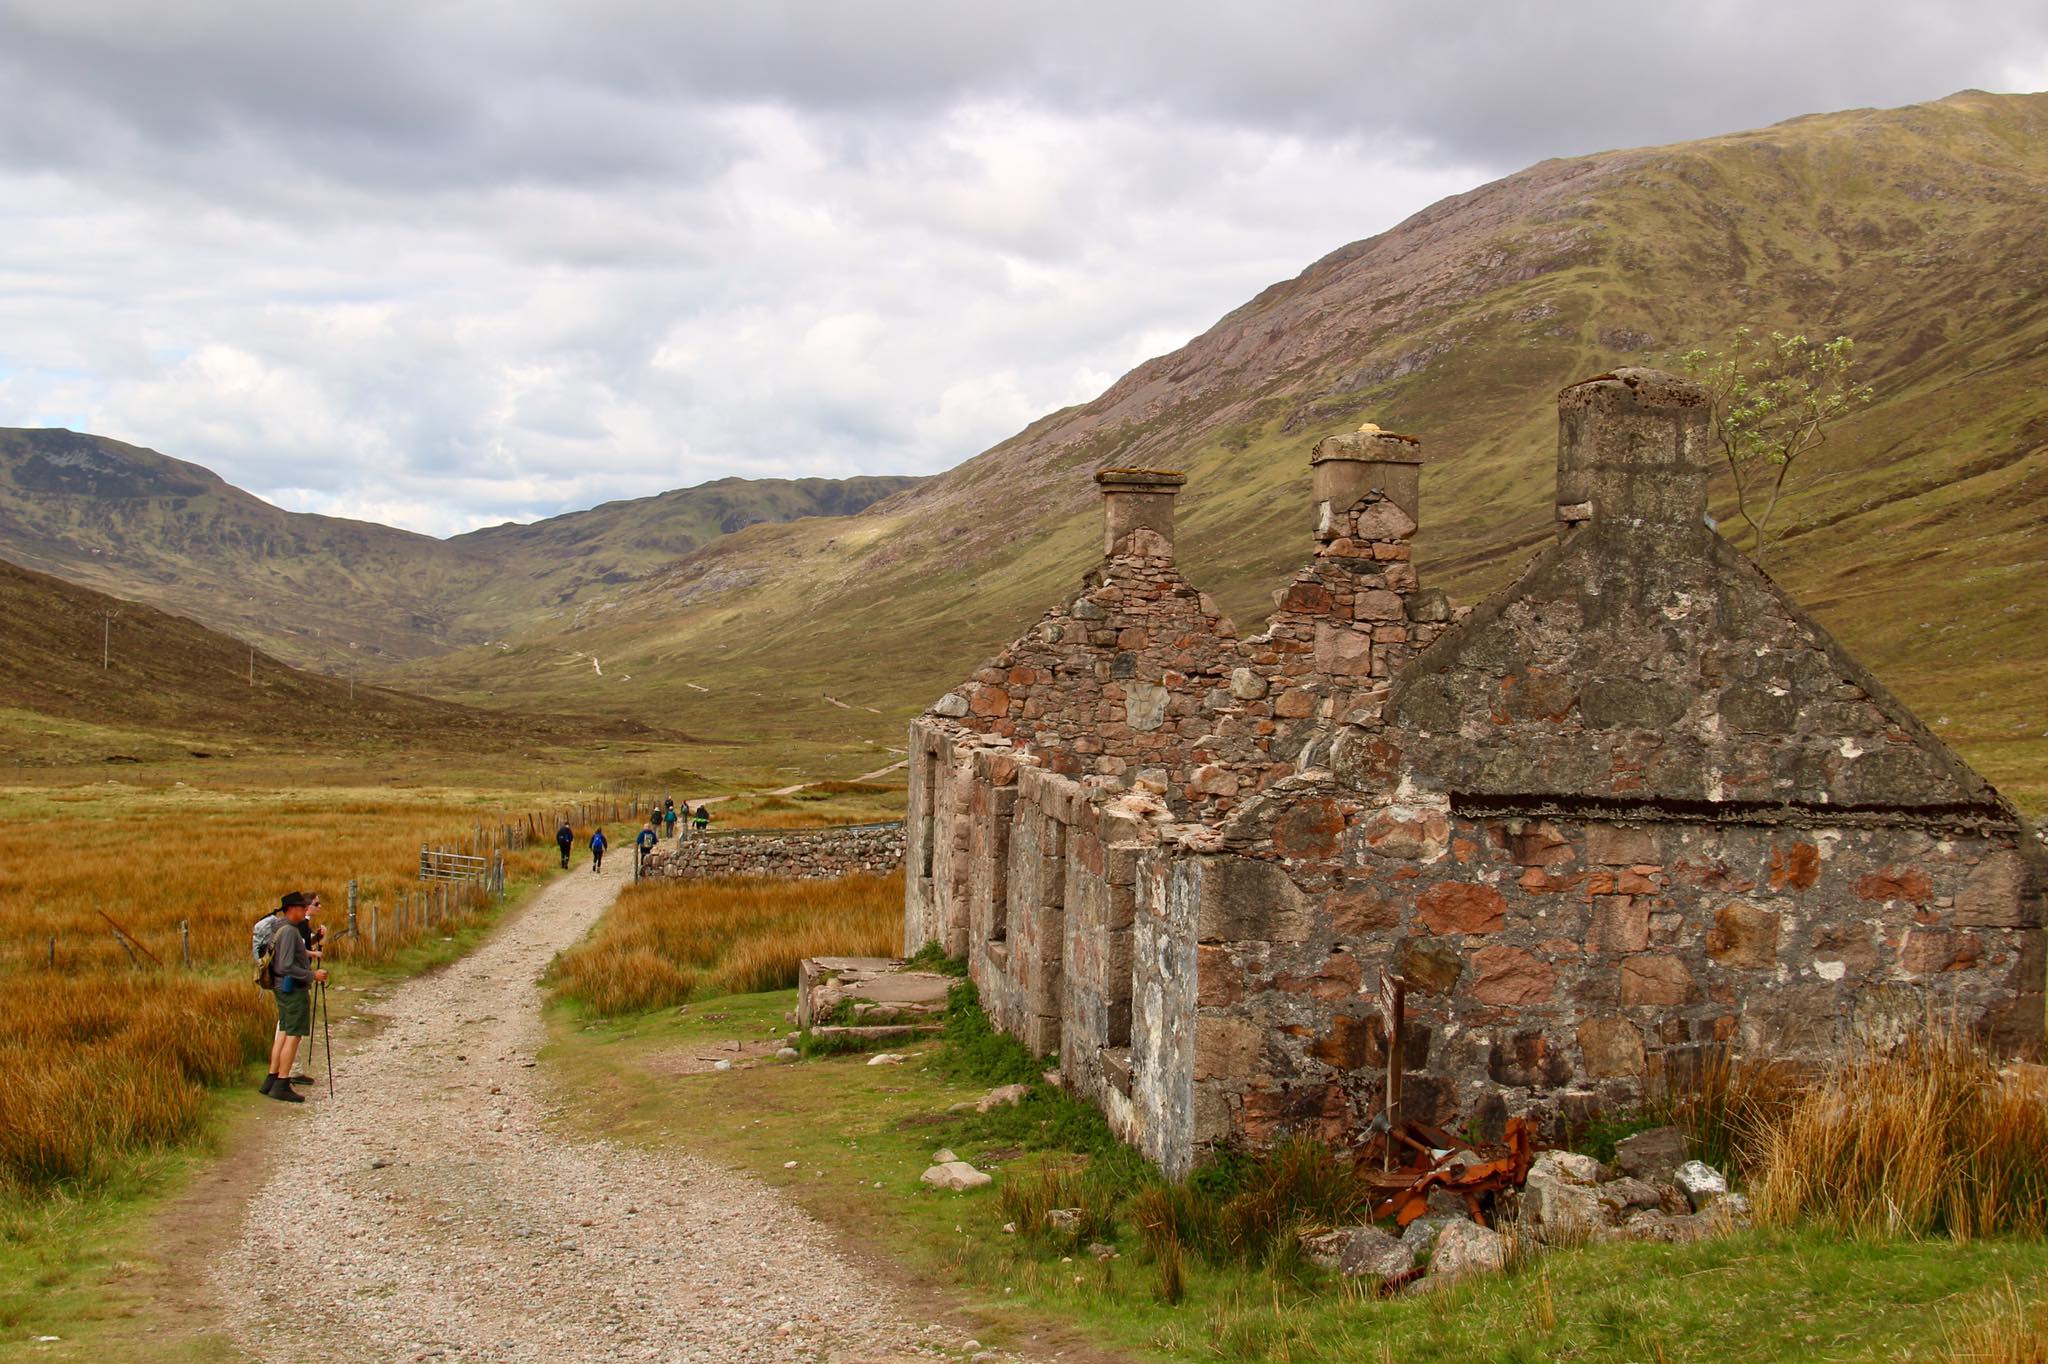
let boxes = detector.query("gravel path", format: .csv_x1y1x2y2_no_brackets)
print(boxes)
218,855,946,1364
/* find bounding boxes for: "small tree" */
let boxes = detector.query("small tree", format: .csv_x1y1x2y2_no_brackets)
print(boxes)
1679,328,1874,571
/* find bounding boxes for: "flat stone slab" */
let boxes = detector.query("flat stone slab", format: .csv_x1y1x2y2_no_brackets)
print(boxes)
798,956,955,1028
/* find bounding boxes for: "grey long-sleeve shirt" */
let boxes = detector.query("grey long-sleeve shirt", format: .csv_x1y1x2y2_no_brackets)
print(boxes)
272,920,314,984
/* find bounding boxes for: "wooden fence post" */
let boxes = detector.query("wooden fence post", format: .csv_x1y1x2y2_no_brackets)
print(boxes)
180,919,191,968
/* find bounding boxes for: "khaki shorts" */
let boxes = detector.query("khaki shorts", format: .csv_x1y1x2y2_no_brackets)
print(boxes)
275,981,312,1037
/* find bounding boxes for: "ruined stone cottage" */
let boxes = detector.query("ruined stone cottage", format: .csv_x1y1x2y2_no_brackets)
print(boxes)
903,368,2045,1178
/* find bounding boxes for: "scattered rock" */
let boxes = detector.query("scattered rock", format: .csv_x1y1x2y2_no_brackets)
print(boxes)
1086,1242,1118,1261
1299,1225,1416,1279
1674,1160,1729,1211
931,1148,959,1164
369,1157,393,1170
1521,1166,1611,1240
920,1161,993,1191
1614,1126,1689,1184
976,1083,1031,1112
712,1060,732,1072
1426,1218,1506,1283
783,1161,799,1170
776,1047,800,1061
1046,1208,1083,1234
1399,1215,1459,1253
1596,1176,1664,1215
1529,1150,1606,1185
867,1053,906,1066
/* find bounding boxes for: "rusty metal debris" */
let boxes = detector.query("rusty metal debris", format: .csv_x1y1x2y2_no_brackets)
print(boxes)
1359,1115,1536,1229
1354,966,1537,1242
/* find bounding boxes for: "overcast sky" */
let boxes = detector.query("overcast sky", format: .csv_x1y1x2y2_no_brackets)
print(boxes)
2,2,2043,536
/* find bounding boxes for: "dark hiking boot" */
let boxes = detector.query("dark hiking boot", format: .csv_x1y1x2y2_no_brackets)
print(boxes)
260,1074,276,1095
268,1082,305,1104
286,1074,314,1086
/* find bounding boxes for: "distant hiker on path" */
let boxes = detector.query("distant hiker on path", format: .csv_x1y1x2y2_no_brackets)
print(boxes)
589,827,608,873
555,821,574,869
664,804,678,839
693,804,710,833
636,821,659,871
261,892,326,1103
676,801,693,838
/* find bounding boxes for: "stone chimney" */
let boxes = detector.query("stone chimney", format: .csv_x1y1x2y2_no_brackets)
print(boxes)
1309,424,1423,541
1555,368,1709,533
1095,468,1185,558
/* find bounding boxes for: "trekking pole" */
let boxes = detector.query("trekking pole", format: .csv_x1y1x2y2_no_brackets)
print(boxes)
320,979,336,1098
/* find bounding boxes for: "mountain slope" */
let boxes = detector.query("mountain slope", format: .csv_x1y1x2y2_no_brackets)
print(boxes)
0,426,918,668
400,89,2048,805
0,556,650,763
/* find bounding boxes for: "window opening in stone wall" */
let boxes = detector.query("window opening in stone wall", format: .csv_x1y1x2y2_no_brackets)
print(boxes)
918,747,936,880
989,811,1011,944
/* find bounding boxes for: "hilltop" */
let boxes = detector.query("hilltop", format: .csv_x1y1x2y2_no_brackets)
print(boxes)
393,90,2048,804
0,426,918,669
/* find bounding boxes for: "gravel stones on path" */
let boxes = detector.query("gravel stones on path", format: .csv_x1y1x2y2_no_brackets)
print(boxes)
216,857,944,1363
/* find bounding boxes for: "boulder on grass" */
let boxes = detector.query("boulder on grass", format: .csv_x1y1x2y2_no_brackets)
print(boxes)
920,1161,992,1191
1673,1160,1729,1211
1426,1218,1506,1284
1299,1225,1415,1280
1521,1169,1613,1241
977,1083,1031,1112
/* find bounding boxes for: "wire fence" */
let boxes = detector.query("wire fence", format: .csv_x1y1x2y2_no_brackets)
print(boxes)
16,792,650,977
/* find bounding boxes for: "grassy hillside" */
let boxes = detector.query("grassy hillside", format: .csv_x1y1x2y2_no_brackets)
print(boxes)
0,556,662,768
0,426,918,670
399,90,2048,807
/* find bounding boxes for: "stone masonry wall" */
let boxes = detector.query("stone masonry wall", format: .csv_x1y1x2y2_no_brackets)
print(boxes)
1178,793,2041,1158
646,822,904,881
929,537,1241,815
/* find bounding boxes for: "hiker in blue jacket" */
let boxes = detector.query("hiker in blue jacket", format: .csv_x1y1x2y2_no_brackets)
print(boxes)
589,827,608,873
555,821,574,870
635,820,659,872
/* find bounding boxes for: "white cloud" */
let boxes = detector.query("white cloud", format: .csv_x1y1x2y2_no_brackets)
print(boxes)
0,1,2038,535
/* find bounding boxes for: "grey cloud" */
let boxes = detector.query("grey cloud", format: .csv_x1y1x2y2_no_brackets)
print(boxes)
0,0,2038,534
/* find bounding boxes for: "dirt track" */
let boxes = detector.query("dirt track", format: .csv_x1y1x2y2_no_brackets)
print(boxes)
216,853,941,1363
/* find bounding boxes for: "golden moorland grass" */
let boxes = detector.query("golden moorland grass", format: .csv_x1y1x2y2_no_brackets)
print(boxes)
1745,1026,2048,1240
0,784,628,1191
547,870,903,1016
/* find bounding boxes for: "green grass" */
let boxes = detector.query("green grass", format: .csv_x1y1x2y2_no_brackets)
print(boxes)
543,984,2048,1362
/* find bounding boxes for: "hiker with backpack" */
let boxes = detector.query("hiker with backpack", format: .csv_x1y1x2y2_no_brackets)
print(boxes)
255,892,327,1103
555,820,574,869
693,804,710,833
664,804,678,839
252,891,323,1094
676,800,693,839
589,826,608,873
635,820,659,872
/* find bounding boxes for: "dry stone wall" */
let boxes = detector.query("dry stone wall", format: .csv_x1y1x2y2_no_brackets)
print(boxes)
646,822,903,881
